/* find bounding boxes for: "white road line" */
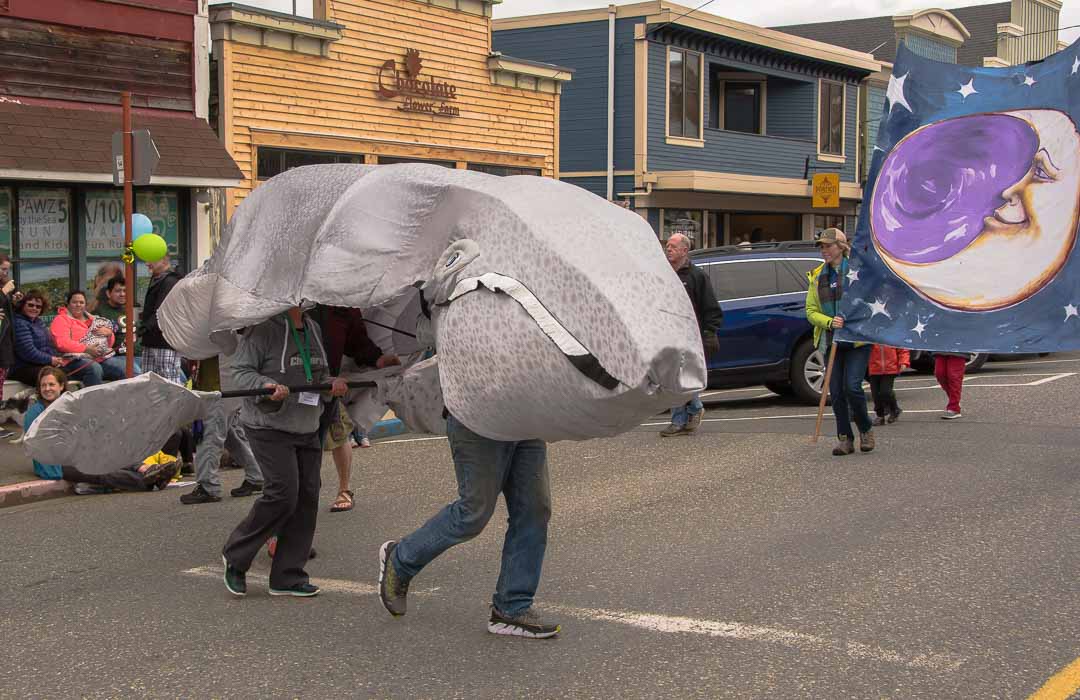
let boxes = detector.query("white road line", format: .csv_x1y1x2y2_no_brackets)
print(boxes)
544,605,965,673
1018,372,1076,386
984,357,1080,367
642,409,946,426
379,436,448,445
181,567,963,673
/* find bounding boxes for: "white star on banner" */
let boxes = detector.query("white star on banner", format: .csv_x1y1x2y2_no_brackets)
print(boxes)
1072,56,1079,75
846,268,859,285
1065,304,1078,321
912,319,928,338
886,72,913,113
1023,74,1037,87
867,298,891,319
957,78,977,99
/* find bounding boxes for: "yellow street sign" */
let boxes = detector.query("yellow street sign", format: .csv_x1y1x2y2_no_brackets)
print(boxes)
812,173,840,209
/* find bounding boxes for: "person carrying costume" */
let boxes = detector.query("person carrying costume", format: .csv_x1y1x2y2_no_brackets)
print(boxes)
806,229,875,456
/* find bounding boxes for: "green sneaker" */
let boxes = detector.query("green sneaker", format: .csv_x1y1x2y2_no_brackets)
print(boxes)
488,606,561,639
378,541,410,617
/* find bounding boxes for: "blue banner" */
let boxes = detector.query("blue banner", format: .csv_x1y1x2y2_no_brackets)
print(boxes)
838,40,1080,353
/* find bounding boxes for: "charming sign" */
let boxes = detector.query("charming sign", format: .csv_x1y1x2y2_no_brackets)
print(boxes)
19,188,70,258
377,49,460,117
811,172,840,208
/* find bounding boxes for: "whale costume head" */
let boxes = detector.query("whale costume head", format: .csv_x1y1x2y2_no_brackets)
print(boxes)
158,164,705,442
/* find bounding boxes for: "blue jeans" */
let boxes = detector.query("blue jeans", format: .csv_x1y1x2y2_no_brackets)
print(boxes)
101,356,141,380
670,393,704,427
830,344,873,440
393,415,551,617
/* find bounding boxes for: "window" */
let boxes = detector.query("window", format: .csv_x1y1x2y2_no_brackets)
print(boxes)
377,157,455,168
668,48,701,139
17,187,72,308
468,164,543,177
713,81,762,134
819,81,844,156
704,261,779,301
778,259,821,293
257,147,366,180
729,213,800,244
662,209,703,247
0,187,11,256
813,215,845,239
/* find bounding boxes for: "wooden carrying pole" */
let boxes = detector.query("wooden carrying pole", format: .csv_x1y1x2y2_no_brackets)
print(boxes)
811,342,839,443
122,92,135,379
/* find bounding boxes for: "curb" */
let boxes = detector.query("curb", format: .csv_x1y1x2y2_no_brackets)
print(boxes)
0,479,72,509
368,418,406,441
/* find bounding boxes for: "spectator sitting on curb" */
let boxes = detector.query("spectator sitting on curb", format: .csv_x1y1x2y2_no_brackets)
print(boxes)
11,289,102,388
94,276,138,361
23,367,178,491
50,290,136,381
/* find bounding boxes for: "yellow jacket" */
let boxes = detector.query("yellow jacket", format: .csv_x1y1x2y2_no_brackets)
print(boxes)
805,262,865,349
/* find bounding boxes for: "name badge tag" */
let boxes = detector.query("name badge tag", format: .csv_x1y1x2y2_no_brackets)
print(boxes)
298,392,320,407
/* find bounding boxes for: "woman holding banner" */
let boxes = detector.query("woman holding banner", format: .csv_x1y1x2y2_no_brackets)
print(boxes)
806,229,875,456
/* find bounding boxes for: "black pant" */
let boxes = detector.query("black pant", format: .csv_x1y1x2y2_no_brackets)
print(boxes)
869,374,899,417
222,428,321,589
61,465,152,491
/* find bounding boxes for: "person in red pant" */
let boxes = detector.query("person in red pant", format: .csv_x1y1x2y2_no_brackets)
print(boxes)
934,352,967,419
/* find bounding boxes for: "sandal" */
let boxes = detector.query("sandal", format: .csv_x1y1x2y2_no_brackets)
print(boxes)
330,489,354,513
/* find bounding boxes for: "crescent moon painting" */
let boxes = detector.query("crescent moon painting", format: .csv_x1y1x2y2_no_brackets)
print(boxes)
835,39,1080,354
870,109,1080,312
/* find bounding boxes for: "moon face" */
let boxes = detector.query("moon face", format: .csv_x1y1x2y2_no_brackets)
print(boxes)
870,110,1080,311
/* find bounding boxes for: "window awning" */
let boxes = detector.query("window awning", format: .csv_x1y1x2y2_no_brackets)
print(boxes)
0,100,243,187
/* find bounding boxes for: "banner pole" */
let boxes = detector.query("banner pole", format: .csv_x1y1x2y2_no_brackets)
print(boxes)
812,341,839,443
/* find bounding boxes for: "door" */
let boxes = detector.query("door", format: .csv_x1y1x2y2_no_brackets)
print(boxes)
700,260,792,370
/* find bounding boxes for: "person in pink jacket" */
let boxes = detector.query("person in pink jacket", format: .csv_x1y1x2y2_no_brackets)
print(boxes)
50,290,131,382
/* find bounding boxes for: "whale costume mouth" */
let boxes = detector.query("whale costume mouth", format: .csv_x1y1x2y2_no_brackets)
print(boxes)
443,271,621,391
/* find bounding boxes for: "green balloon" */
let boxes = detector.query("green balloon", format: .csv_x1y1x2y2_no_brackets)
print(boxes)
132,233,168,263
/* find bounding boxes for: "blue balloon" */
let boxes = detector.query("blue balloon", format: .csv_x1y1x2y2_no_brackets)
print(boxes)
131,213,154,237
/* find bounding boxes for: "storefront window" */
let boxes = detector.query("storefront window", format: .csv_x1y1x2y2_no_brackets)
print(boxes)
17,187,72,308
662,209,703,247
0,187,11,256
729,213,800,244
377,156,455,168
468,164,543,177
813,215,845,239
257,147,365,180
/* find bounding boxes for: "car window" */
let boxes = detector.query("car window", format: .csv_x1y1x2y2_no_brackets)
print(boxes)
704,261,779,301
778,259,821,294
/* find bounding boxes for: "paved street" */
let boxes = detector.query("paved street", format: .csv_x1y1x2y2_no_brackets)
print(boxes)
3,354,1079,698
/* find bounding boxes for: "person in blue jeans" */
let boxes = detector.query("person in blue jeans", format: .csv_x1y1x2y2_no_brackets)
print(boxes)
378,414,559,639
805,229,874,456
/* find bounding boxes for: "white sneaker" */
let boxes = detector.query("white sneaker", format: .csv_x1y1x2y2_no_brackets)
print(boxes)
941,410,962,420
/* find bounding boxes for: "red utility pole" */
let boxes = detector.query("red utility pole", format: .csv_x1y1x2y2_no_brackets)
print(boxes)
122,92,135,379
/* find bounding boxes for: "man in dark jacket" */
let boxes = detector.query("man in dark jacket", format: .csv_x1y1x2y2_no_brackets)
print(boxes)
661,233,723,436
139,255,184,384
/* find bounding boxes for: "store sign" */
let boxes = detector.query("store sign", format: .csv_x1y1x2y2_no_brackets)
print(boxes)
0,188,11,253
83,190,180,258
377,49,460,117
19,188,70,258
811,173,840,209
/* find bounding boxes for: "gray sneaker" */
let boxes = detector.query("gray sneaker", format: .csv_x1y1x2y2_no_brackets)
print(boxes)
941,410,962,420
685,410,704,432
488,606,560,639
659,422,689,437
378,541,410,617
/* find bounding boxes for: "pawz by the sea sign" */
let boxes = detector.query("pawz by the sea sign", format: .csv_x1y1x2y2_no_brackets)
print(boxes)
377,49,460,117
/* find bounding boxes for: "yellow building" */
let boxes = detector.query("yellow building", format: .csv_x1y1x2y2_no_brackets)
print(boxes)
209,0,571,219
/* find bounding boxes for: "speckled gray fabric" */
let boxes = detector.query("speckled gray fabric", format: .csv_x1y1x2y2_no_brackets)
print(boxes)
159,164,704,442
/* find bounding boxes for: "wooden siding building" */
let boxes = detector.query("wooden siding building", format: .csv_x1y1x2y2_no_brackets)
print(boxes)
495,2,881,247
0,0,242,305
209,0,571,217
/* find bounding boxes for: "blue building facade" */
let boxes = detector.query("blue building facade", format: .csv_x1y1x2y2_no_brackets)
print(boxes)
495,2,880,247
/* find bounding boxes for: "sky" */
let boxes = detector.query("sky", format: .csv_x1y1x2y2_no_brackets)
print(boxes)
493,0,1080,45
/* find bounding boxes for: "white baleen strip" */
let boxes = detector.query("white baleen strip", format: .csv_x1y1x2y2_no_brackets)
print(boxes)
448,272,589,357
544,604,966,673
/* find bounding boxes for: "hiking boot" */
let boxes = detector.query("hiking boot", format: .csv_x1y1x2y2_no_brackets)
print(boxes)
74,482,108,495
378,541,410,617
941,410,962,420
873,416,886,427
269,582,320,598
222,555,246,597
155,462,181,490
859,430,875,452
488,606,561,639
230,480,263,497
686,410,704,432
180,485,222,504
887,408,902,424
832,437,855,456
180,462,195,476
659,423,689,437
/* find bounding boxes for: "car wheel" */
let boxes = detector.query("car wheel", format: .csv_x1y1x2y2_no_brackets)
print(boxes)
965,353,988,373
765,381,794,396
790,338,824,404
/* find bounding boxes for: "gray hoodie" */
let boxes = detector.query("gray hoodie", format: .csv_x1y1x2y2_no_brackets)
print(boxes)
231,314,330,435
